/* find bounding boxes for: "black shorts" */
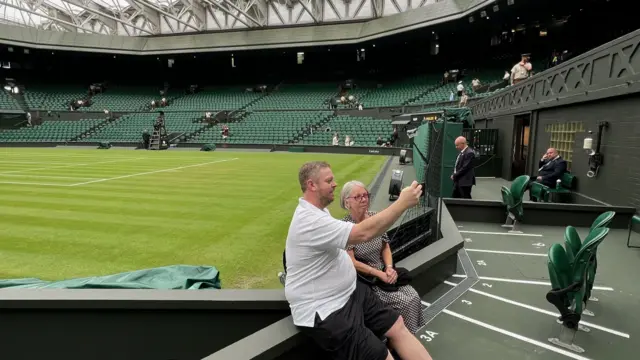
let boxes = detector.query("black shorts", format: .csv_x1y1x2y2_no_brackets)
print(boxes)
299,282,400,360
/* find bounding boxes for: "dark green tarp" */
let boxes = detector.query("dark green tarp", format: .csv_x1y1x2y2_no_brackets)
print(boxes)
0,265,221,289
421,107,474,126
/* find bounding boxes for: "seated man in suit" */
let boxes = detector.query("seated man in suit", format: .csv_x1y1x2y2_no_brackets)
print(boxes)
529,148,567,200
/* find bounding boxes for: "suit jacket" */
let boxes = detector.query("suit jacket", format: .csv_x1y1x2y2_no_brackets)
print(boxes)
453,147,476,187
537,156,567,187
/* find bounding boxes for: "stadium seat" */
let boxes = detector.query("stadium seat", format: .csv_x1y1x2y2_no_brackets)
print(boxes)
500,175,530,233
533,172,577,202
563,211,615,304
546,227,609,353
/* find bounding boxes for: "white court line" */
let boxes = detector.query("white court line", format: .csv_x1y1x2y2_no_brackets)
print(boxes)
442,281,630,339
460,230,544,237
68,158,239,186
0,174,100,180
451,274,614,291
0,157,146,175
0,181,70,186
466,249,547,257
421,300,593,360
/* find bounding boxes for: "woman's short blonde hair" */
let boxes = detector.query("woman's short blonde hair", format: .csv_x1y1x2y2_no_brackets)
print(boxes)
340,180,367,210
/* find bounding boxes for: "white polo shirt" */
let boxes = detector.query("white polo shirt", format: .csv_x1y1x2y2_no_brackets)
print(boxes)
284,198,356,327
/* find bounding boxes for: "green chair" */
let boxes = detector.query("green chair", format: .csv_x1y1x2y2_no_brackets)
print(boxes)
529,181,549,202
500,175,530,233
536,172,577,202
627,215,640,248
546,227,609,353
564,211,615,305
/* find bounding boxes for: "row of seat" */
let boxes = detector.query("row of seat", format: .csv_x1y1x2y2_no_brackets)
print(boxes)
499,175,616,354
0,118,104,142
546,211,615,353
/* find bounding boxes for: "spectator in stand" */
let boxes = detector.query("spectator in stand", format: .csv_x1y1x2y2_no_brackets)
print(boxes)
459,91,469,107
510,54,533,85
376,136,384,146
344,135,352,147
332,133,340,146
471,78,481,92
284,161,432,360
456,81,465,98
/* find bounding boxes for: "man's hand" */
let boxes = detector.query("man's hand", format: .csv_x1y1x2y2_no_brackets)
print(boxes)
536,176,542,182
450,175,454,180
398,181,423,209
542,154,548,160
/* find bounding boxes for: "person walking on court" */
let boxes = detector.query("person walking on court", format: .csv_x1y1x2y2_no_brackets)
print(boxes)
451,136,476,199
284,161,433,360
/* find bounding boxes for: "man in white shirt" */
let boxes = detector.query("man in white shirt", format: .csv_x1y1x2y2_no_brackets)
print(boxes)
456,81,464,97
285,161,432,360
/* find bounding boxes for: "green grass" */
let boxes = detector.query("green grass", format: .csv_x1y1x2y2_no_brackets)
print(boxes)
0,148,386,289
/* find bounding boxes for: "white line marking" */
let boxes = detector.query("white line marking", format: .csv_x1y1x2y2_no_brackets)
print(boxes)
68,158,239,186
0,157,146,175
459,230,543,237
465,249,547,257
442,281,630,339
0,174,100,180
421,301,593,360
450,275,614,291
0,181,69,186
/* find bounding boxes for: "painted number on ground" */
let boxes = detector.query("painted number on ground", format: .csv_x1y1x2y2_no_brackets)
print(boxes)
482,283,493,288
532,242,546,248
464,238,472,242
476,260,487,266
461,300,472,305
419,330,439,342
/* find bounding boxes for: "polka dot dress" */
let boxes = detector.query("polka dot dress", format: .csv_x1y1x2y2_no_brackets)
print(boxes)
343,212,426,334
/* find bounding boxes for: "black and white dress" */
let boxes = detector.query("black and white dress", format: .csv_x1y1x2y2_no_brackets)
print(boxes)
343,212,426,334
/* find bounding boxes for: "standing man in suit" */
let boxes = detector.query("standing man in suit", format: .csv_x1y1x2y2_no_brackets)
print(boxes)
528,148,568,201
451,136,476,199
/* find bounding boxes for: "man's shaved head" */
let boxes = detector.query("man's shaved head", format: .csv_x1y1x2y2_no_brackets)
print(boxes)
455,136,467,151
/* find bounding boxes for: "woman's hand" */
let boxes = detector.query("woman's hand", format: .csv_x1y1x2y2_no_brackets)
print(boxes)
385,267,398,284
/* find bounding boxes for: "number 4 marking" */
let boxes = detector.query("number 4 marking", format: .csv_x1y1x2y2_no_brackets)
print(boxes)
461,300,472,305
476,260,487,266
420,331,439,342
482,283,493,288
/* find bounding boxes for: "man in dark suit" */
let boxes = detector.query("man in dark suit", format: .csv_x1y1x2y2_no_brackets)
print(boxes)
529,148,567,200
451,136,476,199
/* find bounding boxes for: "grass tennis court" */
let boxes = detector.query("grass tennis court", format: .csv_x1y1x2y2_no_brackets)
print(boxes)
0,148,386,289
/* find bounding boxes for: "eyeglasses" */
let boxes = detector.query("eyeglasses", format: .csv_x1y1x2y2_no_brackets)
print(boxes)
348,193,370,202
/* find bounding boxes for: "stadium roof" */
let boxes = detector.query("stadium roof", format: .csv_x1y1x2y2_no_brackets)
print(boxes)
0,0,436,36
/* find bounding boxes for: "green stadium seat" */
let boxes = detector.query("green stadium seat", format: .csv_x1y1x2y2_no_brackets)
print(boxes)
531,172,577,202
563,211,615,304
627,215,640,248
500,175,530,233
546,227,609,353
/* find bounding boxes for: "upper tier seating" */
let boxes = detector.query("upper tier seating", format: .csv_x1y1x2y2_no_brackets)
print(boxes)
300,115,393,147
248,84,337,110
0,118,104,142
80,112,204,142
23,86,87,111
0,89,20,110
361,75,441,107
88,87,159,112
189,111,332,144
169,88,262,111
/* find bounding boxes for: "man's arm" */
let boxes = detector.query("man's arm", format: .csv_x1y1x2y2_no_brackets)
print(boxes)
542,160,567,182
348,182,422,246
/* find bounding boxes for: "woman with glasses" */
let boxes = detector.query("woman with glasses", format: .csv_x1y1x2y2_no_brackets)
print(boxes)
340,181,426,334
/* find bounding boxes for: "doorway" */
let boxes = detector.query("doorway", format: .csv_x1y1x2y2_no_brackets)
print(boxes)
511,113,531,179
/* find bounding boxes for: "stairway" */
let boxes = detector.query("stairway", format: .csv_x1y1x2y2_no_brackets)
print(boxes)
10,88,29,112
69,115,122,142
402,84,443,106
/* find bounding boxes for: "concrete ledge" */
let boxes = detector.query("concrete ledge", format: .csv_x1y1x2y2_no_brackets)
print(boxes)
444,198,635,229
